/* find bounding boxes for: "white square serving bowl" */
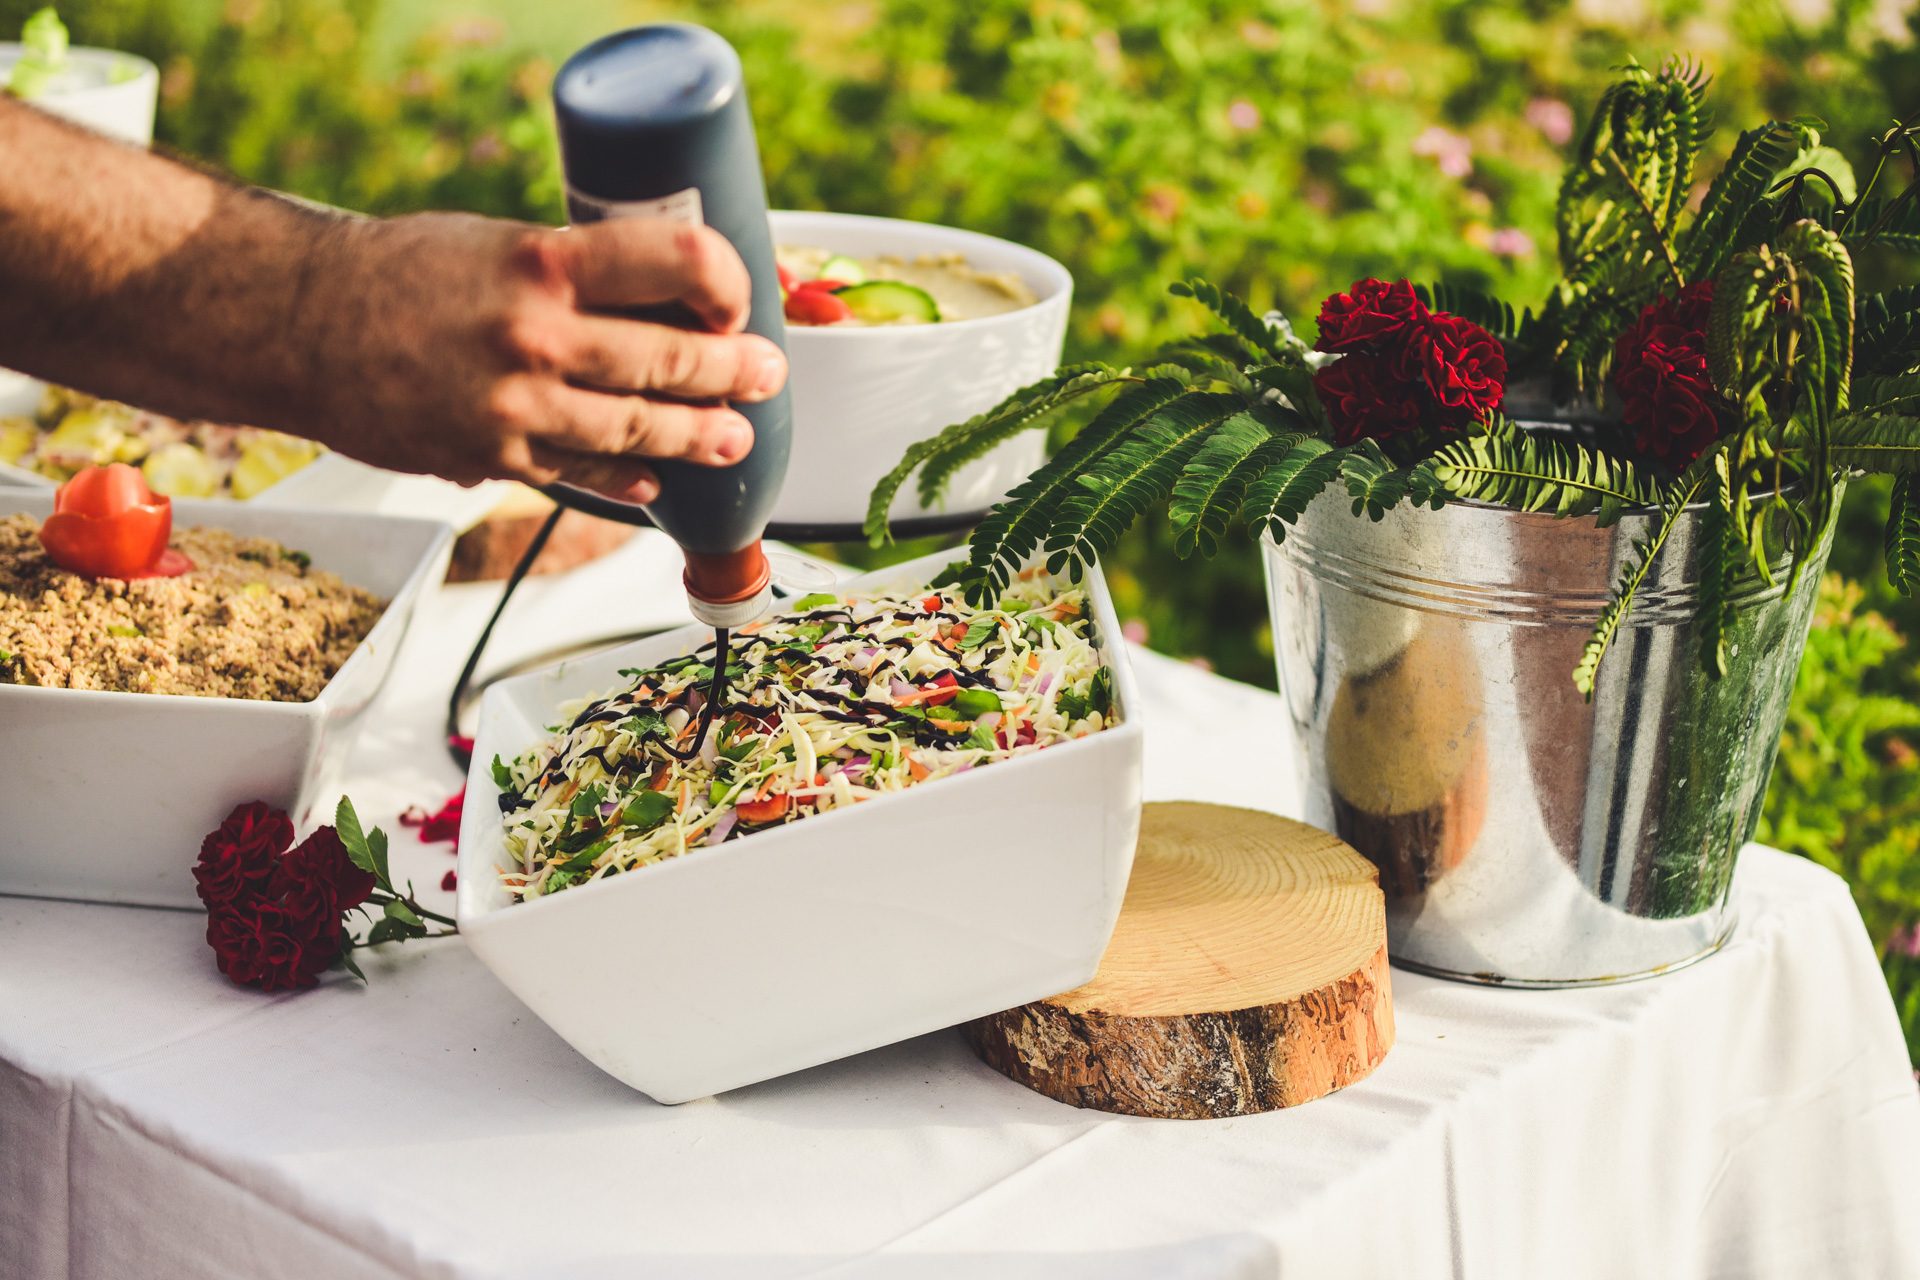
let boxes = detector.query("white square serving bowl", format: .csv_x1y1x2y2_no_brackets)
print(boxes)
456,549,1143,1103
0,491,452,907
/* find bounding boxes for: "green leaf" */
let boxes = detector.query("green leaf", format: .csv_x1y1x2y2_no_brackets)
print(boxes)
384,898,424,928
335,946,366,982
958,617,999,650
1428,426,1659,525
1168,278,1289,360
1842,195,1920,255
1056,688,1090,721
1241,437,1345,541
1695,459,1742,679
790,592,840,611
950,688,1001,718
366,917,405,946
335,796,375,876
1573,448,1721,697
1828,414,1920,473
1044,392,1246,582
865,365,1127,543
959,369,1195,603
367,827,391,893
490,754,513,790
557,838,612,873
1090,668,1114,715
1887,475,1920,597
1168,407,1304,557
1680,121,1806,281
1339,439,1416,521
966,724,997,752
1413,282,1520,342
622,789,675,832
570,782,606,819
619,710,669,741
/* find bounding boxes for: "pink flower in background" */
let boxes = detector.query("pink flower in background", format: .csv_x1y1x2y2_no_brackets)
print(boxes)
1526,97,1575,146
1413,125,1473,178
1121,618,1150,645
1487,228,1536,258
1227,99,1261,131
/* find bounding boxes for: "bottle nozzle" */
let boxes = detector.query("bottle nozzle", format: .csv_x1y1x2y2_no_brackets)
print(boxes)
683,541,772,628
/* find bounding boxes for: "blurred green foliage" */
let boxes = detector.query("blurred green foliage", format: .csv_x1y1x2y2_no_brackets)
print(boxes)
12,0,1920,1053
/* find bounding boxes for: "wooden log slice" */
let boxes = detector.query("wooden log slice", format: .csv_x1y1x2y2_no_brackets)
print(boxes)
447,485,637,584
963,801,1393,1119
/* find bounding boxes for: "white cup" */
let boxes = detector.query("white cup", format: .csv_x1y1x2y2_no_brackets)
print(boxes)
0,44,159,145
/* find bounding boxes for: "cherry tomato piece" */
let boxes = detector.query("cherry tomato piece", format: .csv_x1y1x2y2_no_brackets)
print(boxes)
784,286,855,325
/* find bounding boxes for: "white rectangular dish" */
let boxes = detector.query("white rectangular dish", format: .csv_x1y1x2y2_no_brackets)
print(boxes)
456,548,1143,1104
0,491,452,908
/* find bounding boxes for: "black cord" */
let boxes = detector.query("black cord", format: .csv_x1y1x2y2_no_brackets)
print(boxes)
446,504,564,768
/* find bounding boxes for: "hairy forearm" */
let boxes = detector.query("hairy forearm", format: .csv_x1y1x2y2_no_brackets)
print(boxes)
0,96,359,432
0,98,780,500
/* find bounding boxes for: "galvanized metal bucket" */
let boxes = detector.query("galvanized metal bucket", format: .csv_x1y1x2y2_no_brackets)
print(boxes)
1263,483,1834,986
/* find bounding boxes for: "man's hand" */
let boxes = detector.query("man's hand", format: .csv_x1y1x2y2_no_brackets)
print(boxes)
0,98,786,502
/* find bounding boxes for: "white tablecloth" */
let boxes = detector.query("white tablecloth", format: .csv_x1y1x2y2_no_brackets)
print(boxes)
4,531,1918,1280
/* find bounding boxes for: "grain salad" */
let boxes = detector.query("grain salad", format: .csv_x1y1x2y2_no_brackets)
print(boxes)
0,513,383,700
495,570,1116,901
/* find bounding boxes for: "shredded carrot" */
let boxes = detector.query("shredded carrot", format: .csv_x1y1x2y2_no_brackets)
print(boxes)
1025,653,1041,673
677,780,690,814
909,758,931,781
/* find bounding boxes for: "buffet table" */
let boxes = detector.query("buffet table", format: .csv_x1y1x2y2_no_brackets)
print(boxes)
4,530,1918,1280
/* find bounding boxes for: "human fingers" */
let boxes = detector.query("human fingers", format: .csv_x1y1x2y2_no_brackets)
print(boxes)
537,384,756,467
545,221,752,333
565,316,787,403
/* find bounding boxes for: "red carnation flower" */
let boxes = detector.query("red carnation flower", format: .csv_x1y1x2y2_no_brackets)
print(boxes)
1314,352,1427,446
1614,281,1720,466
276,826,376,942
196,803,378,991
192,800,292,909
1401,312,1507,430
1314,278,1429,353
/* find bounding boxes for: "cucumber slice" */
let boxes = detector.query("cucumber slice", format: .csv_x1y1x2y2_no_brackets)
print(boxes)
817,254,868,285
833,280,941,324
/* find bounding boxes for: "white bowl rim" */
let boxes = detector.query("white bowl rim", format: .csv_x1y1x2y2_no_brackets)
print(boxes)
0,490,452,710
768,209,1072,337
462,549,1138,929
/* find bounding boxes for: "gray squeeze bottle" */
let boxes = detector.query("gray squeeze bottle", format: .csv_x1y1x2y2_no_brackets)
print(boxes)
551,23,790,629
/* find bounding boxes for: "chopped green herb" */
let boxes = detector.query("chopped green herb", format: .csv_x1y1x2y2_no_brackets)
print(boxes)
283,549,311,570
622,790,675,831
1089,668,1115,715
106,624,141,638
570,782,606,819
490,754,513,790
959,620,999,651
967,724,998,752
1057,688,1091,721
950,688,1001,719
557,839,612,873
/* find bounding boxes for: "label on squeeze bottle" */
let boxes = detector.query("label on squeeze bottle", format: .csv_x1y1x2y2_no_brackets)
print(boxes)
565,184,704,226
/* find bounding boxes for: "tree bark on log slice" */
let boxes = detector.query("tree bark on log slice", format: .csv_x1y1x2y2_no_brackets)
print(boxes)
963,801,1393,1119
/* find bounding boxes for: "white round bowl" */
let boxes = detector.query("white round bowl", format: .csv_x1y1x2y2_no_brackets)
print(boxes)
768,210,1072,530
0,44,159,146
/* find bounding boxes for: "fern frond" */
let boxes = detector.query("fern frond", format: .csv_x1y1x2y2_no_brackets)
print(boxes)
1858,308,1920,377
1853,372,1920,414
957,370,1194,602
1168,406,1305,557
1573,447,1722,698
1827,413,1920,472
1243,437,1346,541
1043,392,1246,582
1843,195,1920,254
1428,427,1658,525
1339,439,1418,520
1168,279,1288,361
1888,474,1920,597
863,364,1123,545
1696,456,1742,679
1678,121,1804,281
912,364,1127,511
1414,283,1519,341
